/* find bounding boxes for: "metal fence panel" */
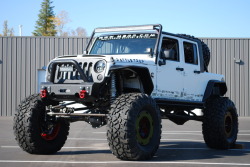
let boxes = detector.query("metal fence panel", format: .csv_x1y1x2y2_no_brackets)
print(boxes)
0,36,88,116
201,38,250,116
0,37,249,116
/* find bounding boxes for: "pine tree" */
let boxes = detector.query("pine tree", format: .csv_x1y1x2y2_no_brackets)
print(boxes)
33,0,57,36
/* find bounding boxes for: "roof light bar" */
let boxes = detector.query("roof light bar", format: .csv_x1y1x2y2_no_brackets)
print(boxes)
85,24,162,53
94,25,158,33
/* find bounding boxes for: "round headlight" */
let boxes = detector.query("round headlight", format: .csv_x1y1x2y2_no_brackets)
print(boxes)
48,62,53,73
95,60,106,73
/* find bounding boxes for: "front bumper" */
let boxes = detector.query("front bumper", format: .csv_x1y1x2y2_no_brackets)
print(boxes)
40,82,95,102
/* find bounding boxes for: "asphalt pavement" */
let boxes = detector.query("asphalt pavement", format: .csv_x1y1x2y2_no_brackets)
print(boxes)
0,117,249,167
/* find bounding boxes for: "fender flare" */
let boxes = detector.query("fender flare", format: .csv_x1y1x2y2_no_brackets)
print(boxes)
109,65,154,95
203,80,227,102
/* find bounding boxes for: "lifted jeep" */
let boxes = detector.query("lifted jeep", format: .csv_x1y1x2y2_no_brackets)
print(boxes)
13,24,238,160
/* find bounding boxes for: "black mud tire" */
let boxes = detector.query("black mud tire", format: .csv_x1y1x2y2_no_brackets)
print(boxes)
13,94,70,154
178,34,210,71
202,97,238,149
107,93,161,160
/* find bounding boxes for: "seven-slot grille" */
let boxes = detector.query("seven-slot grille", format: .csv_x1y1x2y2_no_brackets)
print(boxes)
54,62,93,83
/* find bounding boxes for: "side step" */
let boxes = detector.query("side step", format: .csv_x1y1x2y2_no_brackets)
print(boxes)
155,98,205,109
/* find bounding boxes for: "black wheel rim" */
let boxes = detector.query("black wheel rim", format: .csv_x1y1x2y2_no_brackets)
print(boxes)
136,110,154,146
224,111,233,138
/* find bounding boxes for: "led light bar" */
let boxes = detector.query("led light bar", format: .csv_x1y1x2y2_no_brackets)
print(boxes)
94,24,161,33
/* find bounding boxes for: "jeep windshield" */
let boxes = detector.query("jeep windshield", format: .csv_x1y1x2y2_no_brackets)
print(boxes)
89,33,157,55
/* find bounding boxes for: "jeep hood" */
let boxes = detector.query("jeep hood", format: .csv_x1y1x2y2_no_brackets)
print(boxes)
54,54,155,66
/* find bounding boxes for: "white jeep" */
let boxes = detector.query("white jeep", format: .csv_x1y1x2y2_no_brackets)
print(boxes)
14,24,238,160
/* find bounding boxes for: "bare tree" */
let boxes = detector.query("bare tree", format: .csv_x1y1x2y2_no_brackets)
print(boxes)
56,27,87,37
75,27,87,37
70,29,76,36
3,20,8,36
61,31,69,37
2,20,14,36
9,28,14,36
53,10,87,37
53,10,71,36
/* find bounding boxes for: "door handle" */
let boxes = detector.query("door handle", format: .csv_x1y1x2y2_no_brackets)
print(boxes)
176,67,184,71
194,70,200,74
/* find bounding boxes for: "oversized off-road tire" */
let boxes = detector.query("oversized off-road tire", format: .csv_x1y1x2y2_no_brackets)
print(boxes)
13,94,69,154
107,93,161,160
202,97,238,149
178,34,210,71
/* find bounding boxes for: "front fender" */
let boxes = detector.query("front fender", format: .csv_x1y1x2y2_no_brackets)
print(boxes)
110,65,154,95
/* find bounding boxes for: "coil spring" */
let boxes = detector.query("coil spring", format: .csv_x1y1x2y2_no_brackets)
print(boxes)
110,73,117,104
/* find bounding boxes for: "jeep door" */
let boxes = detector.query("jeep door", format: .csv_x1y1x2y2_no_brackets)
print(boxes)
155,36,184,100
181,40,205,102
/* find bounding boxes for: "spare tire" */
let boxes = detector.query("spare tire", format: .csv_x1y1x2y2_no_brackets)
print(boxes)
178,34,210,71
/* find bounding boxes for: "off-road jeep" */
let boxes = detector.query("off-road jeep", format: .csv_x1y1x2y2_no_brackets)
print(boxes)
13,24,238,160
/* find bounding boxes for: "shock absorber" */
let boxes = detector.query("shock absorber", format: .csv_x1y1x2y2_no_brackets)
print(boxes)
110,72,117,104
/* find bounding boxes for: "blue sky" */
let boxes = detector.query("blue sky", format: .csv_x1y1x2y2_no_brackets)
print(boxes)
1,0,250,37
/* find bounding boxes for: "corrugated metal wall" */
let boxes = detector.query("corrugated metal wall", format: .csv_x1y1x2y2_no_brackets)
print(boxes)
201,38,250,117
0,37,249,116
0,37,89,116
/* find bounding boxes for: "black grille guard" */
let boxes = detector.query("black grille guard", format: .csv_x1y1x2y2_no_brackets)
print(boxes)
50,59,89,82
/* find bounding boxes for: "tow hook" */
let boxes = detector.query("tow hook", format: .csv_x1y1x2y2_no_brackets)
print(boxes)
79,89,87,99
40,88,48,98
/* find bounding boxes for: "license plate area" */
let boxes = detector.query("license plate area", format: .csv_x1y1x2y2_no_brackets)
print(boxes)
59,89,71,93
59,66,74,72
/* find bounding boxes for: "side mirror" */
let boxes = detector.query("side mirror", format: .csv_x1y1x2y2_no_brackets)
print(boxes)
83,50,88,54
161,49,175,60
146,48,153,57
